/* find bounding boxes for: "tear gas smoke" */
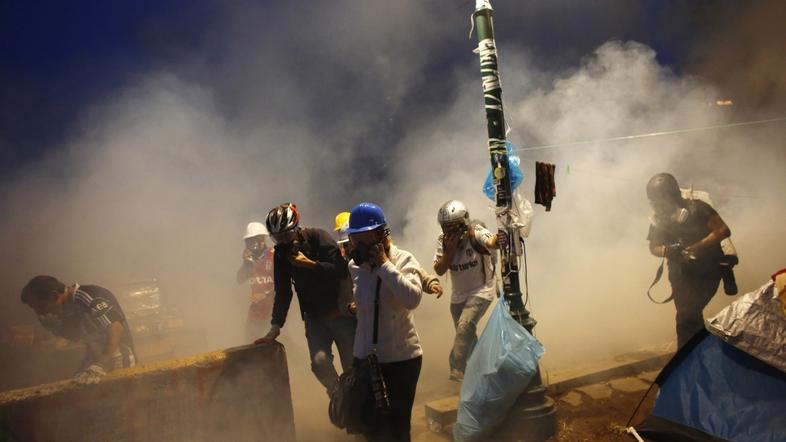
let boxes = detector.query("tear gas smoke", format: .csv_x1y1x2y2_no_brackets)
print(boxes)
1,1,784,438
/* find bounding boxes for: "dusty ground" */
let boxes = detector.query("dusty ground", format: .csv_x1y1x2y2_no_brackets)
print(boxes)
549,380,656,442
291,358,659,442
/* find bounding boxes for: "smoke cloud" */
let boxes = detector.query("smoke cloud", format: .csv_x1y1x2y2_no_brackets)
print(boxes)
1,0,784,436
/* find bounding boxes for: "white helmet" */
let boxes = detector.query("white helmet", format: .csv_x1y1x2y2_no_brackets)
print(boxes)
437,200,469,227
243,222,269,239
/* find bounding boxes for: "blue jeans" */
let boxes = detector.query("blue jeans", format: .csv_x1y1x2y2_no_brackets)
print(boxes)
449,296,491,373
304,314,356,393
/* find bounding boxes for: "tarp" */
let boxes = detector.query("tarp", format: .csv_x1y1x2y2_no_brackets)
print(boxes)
707,281,786,373
634,279,786,442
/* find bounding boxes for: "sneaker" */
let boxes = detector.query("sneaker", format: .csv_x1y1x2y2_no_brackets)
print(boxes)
449,369,464,382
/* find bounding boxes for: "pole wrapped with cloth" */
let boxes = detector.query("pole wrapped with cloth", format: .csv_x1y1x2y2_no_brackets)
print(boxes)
459,1,557,440
472,0,525,318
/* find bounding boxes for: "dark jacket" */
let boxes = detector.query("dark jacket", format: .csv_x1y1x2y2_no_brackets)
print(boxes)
648,199,725,279
271,227,348,327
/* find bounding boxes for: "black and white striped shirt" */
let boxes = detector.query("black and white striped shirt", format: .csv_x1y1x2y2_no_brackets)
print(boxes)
43,284,136,369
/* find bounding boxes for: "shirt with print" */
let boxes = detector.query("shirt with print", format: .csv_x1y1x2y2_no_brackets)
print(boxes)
237,247,275,304
41,284,136,370
434,224,496,304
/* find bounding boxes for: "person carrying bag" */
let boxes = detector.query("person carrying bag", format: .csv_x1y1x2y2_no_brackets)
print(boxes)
329,202,424,441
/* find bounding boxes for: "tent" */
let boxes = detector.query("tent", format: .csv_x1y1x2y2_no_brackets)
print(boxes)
631,277,786,442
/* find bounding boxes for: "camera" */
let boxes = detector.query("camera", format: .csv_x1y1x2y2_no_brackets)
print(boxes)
367,353,391,415
665,242,684,259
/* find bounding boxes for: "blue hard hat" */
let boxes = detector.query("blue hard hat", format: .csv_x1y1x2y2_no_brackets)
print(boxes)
346,202,387,234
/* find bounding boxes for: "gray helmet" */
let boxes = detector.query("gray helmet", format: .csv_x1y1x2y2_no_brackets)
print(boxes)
437,200,469,227
646,173,681,203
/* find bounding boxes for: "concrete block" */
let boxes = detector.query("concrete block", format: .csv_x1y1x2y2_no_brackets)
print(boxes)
424,394,459,432
546,351,672,395
0,342,295,442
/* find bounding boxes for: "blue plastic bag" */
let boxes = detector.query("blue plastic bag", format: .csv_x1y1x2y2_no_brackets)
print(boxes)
453,298,545,442
482,141,525,200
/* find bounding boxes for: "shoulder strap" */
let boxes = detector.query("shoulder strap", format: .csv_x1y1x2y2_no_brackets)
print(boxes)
372,277,382,346
469,233,490,256
647,257,673,304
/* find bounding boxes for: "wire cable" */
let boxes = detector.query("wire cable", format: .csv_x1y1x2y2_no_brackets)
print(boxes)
517,116,786,153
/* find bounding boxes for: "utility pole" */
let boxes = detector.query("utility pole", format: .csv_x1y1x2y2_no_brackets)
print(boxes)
471,1,556,439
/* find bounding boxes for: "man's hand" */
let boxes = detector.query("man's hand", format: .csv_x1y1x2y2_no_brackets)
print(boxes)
428,280,443,298
681,246,697,261
288,251,316,269
348,302,357,315
243,248,254,262
254,325,281,344
75,364,107,385
367,243,389,268
442,232,464,256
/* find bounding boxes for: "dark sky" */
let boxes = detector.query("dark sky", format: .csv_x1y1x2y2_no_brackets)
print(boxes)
0,0,783,358
1,0,783,189
0,0,709,171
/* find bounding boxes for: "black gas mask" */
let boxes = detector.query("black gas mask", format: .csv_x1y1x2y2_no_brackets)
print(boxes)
349,229,390,266
245,236,268,259
278,238,302,259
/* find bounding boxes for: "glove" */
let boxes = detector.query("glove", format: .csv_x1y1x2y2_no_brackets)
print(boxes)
254,325,281,345
75,364,107,385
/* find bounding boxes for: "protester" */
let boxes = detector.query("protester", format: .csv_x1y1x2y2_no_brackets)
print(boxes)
334,211,352,259
336,209,442,317
236,222,275,342
20,275,136,384
347,202,424,441
433,200,499,381
646,172,732,348
257,203,355,394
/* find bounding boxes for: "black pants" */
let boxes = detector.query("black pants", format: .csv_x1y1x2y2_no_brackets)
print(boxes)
356,355,422,442
671,269,721,348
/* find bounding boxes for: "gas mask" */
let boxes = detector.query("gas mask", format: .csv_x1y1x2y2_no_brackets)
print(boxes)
649,199,689,227
279,239,302,258
350,235,389,266
350,242,375,266
441,221,469,237
248,242,263,259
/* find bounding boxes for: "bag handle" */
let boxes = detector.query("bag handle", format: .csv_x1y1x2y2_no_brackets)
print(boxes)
372,277,382,346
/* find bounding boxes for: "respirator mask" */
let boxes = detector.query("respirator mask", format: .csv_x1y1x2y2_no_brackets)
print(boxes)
349,229,390,266
649,199,689,227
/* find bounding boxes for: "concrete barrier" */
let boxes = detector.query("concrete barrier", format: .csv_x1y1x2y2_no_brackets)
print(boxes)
0,342,295,442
